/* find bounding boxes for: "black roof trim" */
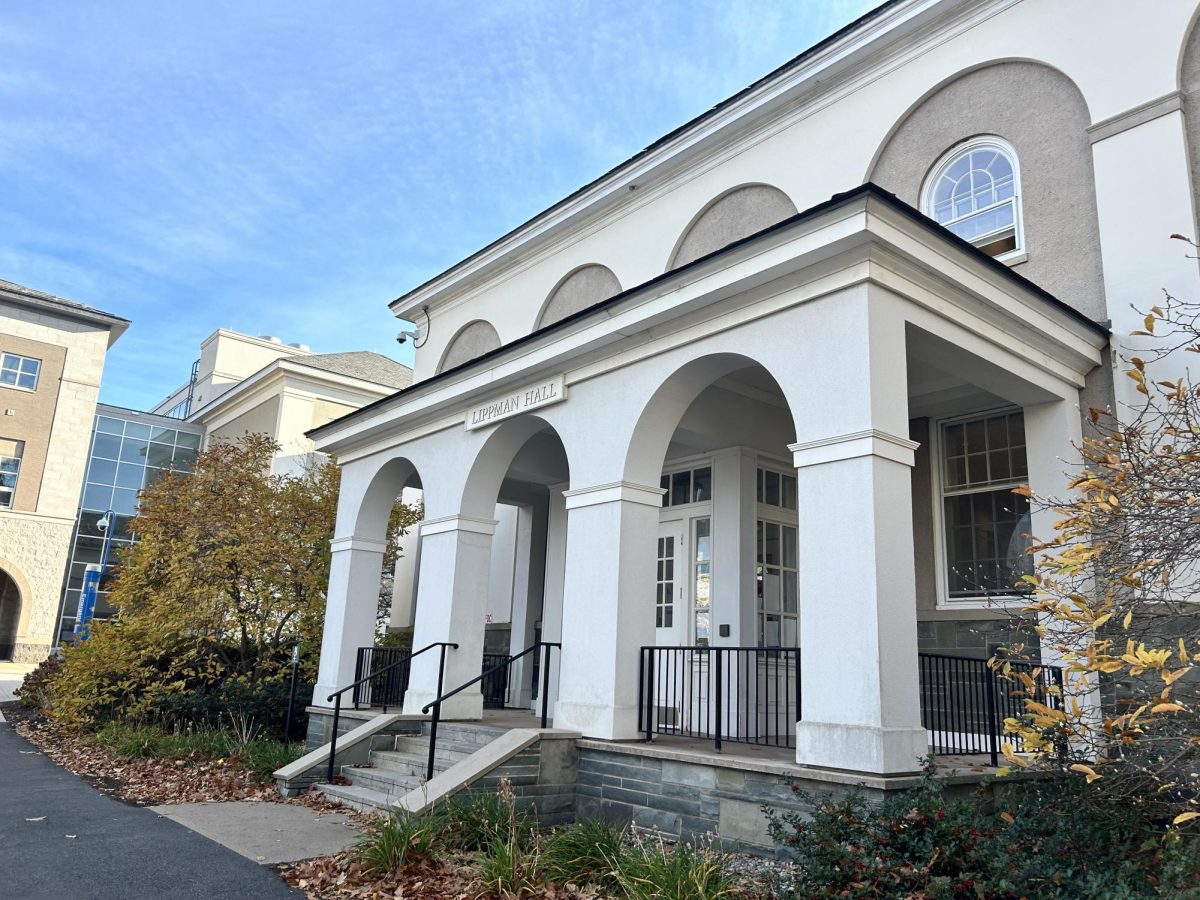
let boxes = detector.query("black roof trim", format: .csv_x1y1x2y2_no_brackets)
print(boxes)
311,183,1108,442
389,0,905,311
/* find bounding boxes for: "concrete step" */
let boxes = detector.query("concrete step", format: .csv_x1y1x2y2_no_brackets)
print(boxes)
369,749,456,778
390,735,480,760
343,765,424,796
422,722,512,745
315,781,395,814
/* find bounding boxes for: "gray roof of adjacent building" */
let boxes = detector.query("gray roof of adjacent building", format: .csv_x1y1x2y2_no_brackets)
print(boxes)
289,351,413,389
0,278,130,343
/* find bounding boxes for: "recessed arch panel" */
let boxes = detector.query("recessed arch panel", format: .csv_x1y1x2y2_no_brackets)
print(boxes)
868,60,1105,320
437,320,502,374
535,265,621,330
667,184,798,271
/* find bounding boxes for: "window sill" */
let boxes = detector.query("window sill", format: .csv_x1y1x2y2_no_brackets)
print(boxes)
0,383,36,393
995,250,1027,267
936,595,1032,612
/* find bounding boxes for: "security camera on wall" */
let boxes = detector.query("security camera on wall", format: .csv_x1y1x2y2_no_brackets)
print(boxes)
394,306,430,348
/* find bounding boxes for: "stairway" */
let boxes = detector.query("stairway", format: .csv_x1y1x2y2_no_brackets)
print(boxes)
317,721,510,813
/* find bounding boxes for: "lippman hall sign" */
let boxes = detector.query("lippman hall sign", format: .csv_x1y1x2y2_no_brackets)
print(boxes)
465,375,567,431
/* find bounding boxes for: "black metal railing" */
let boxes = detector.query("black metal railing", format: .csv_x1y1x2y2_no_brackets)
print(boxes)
421,641,560,781
481,653,511,709
325,641,457,784
352,645,413,709
919,652,1063,767
638,645,801,752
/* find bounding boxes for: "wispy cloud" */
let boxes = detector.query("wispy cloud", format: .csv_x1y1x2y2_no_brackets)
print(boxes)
0,0,877,409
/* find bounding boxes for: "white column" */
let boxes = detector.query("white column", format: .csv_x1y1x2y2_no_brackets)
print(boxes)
791,432,927,775
402,515,496,719
1024,396,1101,728
556,481,662,739
313,536,387,706
539,483,568,719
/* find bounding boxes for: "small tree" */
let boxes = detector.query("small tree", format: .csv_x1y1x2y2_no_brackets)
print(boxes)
1001,244,1200,829
49,434,416,730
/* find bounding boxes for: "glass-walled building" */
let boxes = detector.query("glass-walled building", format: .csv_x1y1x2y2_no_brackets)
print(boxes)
55,404,201,643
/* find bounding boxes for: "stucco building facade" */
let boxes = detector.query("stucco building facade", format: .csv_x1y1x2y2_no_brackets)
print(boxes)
0,280,127,663
304,0,1200,793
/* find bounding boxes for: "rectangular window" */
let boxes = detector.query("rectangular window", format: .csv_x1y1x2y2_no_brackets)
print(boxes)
0,353,41,391
655,535,675,628
940,410,1032,601
659,465,713,508
756,467,797,511
693,518,711,645
0,438,23,508
756,519,798,646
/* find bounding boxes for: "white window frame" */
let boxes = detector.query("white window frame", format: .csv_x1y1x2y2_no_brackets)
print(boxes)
921,136,1024,263
0,439,23,509
930,406,1032,609
0,353,42,392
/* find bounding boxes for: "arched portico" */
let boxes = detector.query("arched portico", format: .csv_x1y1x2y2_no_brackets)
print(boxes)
400,414,573,720
0,566,22,661
313,454,425,705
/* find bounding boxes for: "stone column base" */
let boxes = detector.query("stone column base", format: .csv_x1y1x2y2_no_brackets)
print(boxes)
10,643,52,665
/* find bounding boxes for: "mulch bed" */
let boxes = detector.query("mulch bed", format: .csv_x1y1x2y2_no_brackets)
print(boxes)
2,705,365,823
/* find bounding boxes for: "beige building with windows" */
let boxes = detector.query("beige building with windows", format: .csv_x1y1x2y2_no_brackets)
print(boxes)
152,328,412,475
0,279,127,663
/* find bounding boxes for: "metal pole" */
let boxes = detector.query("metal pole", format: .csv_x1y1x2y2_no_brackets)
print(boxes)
426,704,440,782
985,661,1000,768
714,649,723,754
540,643,552,728
644,650,655,743
284,643,300,741
326,693,341,784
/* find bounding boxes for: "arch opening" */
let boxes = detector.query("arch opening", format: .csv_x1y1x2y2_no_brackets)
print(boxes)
0,567,21,661
437,320,502,374
535,264,621,330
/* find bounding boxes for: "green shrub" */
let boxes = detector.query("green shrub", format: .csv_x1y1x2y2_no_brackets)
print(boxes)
540,819,626,889
613,835,735,900
354,813,439,875
238,739,302,783
13,654,61,711
765,764,1198,898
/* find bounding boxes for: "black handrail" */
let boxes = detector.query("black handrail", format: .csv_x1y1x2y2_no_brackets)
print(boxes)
420,641,560,781
324,641,458,784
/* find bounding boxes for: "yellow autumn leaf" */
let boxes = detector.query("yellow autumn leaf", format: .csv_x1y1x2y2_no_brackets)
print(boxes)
1070,763,1103,784
1151,703,1185,714
1172,812,1200,826
1122,610,1132,630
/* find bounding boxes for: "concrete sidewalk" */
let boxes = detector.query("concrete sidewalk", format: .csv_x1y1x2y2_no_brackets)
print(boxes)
0,662,36,715
0,721,303,899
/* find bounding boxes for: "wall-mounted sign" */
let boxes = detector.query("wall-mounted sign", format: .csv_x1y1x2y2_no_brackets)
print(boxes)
466,375,566,431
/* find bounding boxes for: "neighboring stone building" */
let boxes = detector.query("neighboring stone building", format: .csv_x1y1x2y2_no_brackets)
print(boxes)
0,279,127,663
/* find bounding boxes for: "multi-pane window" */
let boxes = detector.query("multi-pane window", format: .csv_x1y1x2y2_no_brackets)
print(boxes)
756,520,798,646
756,467,797,510
925,139,1021,258
0,439,23,508
1,353,41,391
659,466,712,507
941,410,1032,601
655,535,675,628
58,413,202,642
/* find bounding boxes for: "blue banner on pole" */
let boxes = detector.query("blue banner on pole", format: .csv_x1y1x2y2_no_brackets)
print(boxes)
75,564,101,640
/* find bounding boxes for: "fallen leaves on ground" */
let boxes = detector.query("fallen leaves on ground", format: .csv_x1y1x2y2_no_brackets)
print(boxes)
283,850,598,900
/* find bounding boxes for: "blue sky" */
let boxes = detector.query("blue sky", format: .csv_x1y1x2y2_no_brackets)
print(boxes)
0,1,877,411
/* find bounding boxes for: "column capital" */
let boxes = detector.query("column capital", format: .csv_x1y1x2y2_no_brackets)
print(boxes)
562,480,664,510
419,514,498,537
789,429,918,469
329,536,388,554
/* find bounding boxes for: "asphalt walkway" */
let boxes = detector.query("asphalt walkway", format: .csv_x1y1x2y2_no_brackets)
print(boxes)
0,719,302,900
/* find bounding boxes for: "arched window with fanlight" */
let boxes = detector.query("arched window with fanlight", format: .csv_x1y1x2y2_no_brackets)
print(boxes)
922,137,1022,258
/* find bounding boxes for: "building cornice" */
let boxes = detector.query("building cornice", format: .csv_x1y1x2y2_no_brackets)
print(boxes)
388,0,1018,320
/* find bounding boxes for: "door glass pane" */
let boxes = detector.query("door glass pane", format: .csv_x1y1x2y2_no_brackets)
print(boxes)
694,518,711,645
764,470,780,507
671,471,690,506
691,467,712,503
